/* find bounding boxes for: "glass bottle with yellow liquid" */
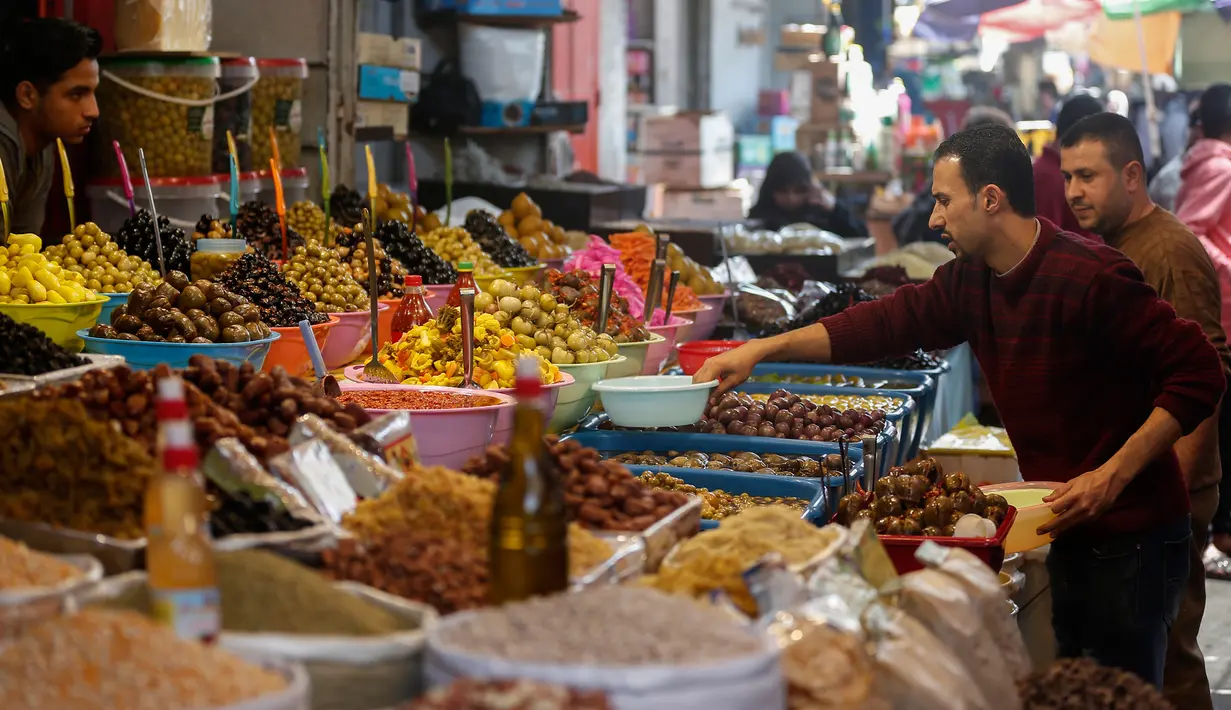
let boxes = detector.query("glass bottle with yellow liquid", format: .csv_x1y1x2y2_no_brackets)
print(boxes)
145,376,220,643
489,357,569,604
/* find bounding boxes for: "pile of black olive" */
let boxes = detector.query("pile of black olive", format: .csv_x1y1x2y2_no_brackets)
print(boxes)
861,349,943,371
0,313,87,375
87,271,272,343
757,281,877,337
464,209,536,267
380,220,458,285
834,458,1008,537
209,493,315,537
699,388,886,442
114,209,193,275
329,185,368,229
237,201,303,260
216,252,328,327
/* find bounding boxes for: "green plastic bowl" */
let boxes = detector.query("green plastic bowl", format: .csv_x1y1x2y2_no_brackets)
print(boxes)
611,333,666,379
549,355,627,433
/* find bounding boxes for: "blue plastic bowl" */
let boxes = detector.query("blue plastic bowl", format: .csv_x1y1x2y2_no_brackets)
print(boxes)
97,293,130,327
77,329,280,370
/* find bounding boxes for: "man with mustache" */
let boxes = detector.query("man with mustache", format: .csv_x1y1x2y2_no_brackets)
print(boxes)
1061,111,1228,710
695,121,1226,687
0,18,101,235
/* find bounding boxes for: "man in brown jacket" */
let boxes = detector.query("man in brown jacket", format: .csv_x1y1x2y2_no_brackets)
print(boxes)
1062,112,1229,709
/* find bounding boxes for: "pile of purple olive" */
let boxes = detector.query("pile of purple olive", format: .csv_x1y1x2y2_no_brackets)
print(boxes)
699,388,886,442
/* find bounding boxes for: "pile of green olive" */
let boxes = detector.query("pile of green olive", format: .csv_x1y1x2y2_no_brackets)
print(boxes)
87,271,271,343
281,242,370,313
477,278,618,365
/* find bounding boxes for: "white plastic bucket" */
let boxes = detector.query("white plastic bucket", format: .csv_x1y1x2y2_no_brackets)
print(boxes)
257,168,310,208
86,175,224,236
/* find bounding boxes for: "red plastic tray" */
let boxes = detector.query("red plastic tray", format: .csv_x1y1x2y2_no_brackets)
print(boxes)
875,505,1017,575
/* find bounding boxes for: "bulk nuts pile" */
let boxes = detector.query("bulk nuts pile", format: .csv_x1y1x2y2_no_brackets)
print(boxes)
250,59,307,170
217,252,329,327
323,532,489,615
115,210,194,276
0,312,86,376
379,221,457,286
281,241,370,313
464,437,688,532
94,58,219,178
434,585,766,666
0,610,290,710
403,679,612,710
43,222,161,293
1016,658,1173,710
0,397,156,539
88,272,272,344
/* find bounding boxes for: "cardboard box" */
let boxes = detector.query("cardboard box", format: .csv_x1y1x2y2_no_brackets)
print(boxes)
356,101,410,137
752,116,799,152
358,65,420,103
796,123,840,156
808,61,842,125
358,33,394,65
661,186,751,221
779,23,825,50
641,111,734,153
775,50,828,72
736,134,773,170
640,150,734,189
388,37,422,70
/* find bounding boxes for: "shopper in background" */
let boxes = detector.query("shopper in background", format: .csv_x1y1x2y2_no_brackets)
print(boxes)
890,105,1014,247
696,121,1225,688
747,151,865,236
1034,94,1105,240
1150,100,1201,212
0,17,101,235
1177,83,1231,339
1061,112,1227,710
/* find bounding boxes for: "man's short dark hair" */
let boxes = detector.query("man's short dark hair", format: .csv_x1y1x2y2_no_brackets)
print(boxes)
933,123,1036,217
1060,112,1146,171
1198,83,1231,139
0,18,102,103
1055,94,1104,139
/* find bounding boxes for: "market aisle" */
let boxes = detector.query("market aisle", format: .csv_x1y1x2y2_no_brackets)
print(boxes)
1201,579,1231,707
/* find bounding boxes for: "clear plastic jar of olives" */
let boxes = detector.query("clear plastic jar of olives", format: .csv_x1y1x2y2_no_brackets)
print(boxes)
213,57,258,173
191,239,248,282
251,59,308,170
93,57,221,178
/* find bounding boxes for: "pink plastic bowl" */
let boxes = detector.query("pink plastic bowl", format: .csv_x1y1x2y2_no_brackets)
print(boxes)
320,303,391,370
672,305,714,344
337,382,516,470
688,292,729,342
644,315,689,375
424,284,453,310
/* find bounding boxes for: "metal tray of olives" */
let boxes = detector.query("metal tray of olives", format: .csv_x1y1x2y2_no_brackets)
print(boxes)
0,354,126,388
632,468,830,530
0,518,146,576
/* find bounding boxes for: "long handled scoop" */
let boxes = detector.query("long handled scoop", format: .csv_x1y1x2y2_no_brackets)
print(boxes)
137,148,166,278
55,139,75,228
0,155,9,245
459,287,481,389
663,269,681,325
111,141,137,217
361,207,399,384
596,263,615,335
643,258,666,326
300,319,340,397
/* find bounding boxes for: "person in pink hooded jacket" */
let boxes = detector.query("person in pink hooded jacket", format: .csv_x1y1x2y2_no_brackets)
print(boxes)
1177,83,1231,338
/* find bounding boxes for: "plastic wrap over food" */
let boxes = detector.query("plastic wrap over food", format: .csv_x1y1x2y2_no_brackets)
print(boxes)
289,414,402,498
863,603,993,710
760,599,880,709
268,439,357,525
115,0,213,53
353,411,422,474
203,439,327,528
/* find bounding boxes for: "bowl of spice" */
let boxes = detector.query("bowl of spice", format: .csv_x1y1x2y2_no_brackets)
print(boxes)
337,384,516,469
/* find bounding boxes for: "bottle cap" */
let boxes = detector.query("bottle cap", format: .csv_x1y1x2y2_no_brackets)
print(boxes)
514,356,543,398
406,274,422,287
459,261,474,270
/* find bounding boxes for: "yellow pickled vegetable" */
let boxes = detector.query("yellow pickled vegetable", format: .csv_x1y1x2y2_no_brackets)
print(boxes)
0,235,99,304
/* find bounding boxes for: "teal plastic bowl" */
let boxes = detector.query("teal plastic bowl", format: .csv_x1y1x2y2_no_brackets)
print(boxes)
77,329,280,370
97,292,130,326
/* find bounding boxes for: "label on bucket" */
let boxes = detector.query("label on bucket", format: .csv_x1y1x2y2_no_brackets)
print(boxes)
275,99,304,134
187,105,215,139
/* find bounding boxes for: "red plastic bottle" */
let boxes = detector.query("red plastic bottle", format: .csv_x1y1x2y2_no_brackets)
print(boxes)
390,275,434,343
446,261,477,309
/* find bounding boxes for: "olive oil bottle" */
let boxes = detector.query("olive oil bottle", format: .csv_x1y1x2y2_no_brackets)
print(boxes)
489,357,569,603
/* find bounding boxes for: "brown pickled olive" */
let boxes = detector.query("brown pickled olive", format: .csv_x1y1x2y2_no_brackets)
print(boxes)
90,273,267,344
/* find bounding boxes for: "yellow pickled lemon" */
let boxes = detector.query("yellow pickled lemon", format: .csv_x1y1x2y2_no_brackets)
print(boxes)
0,272,9,295
28,280,47,302
46,290,66,304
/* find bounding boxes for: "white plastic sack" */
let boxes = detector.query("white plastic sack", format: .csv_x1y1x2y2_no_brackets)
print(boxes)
425,613,784,710
213,661,311,710
0,553,104,635
457,24,545,102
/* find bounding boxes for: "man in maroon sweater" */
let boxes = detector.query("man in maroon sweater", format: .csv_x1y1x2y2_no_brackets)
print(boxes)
696,122,1226,687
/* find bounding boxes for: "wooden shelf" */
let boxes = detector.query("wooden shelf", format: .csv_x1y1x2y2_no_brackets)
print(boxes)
417,9,580,30
458,124,586,136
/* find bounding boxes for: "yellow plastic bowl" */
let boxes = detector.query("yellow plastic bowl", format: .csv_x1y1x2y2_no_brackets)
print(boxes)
474,271,512,294
505,264,546,286
980,481,1061,553
550,355,627,432
0,298,107,352
611,334,666,379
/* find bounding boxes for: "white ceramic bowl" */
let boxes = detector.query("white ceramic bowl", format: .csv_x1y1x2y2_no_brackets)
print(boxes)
592,375,719,428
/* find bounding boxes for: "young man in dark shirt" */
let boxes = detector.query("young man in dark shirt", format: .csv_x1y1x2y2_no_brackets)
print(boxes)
1061,111,1230,710
0,18,101,235
695,122,1225,687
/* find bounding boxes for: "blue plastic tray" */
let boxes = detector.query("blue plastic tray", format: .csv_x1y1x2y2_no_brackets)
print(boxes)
78,329,280,370
627,468,827,530
732,382,916,466
97,292,130,327
752,363,937,459
563,429,865,509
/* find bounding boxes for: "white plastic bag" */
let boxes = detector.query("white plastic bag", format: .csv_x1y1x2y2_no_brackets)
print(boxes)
425,612,784,710
115,0,213,53
0,552,103,635
212,660,311,710
457,24,545,102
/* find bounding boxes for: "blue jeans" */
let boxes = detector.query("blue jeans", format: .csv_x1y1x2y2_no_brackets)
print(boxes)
1047,516,1191,687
